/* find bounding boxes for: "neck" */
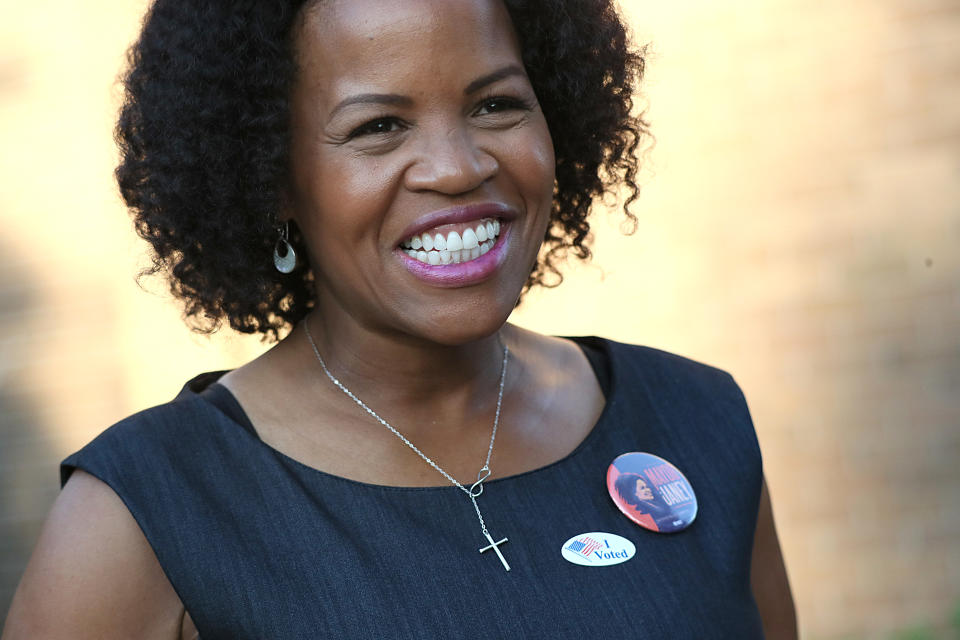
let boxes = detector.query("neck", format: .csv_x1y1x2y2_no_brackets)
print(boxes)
291,311,513,438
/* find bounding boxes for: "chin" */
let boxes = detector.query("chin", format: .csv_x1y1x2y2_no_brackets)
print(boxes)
401,297,516,347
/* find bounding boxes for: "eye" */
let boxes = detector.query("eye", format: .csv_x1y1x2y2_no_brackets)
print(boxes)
348,117,404,139
474,96,531,116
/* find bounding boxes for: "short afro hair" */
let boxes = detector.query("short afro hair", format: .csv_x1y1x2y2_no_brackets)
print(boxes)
116,0,650,341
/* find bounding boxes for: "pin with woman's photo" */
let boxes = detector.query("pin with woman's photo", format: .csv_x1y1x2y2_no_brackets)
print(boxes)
607,452,698,533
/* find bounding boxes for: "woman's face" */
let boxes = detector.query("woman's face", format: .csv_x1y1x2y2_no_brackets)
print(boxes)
635,477,655,501
287,0,555,345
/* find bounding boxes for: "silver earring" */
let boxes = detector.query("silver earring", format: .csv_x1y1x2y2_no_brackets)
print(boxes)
273,221,297,274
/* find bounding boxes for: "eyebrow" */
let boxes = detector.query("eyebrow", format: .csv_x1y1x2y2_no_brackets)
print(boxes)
328,93,413,119
328,64,526,118
463,64,526,95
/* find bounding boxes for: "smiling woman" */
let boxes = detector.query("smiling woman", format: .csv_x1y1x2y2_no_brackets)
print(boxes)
2,1,795,639
113,0,646,342
285,0,556,342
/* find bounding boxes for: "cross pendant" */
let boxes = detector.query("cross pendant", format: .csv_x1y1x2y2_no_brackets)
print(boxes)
479,532,511,571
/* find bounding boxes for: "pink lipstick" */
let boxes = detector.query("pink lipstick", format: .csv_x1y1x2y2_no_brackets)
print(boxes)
395,203,516,287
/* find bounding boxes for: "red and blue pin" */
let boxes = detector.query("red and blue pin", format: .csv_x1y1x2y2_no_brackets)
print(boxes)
606,452,697,533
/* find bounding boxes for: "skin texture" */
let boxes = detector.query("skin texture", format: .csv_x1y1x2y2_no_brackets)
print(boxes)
752,478,799,638
2,1,795,637
1,469,198,640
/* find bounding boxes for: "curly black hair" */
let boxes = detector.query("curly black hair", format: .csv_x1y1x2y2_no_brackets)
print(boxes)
116,0,650,341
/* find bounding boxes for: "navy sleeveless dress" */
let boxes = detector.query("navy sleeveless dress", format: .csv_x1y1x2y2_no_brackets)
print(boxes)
60,337,765,638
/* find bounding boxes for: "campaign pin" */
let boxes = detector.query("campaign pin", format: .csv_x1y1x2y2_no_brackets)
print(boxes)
606,452,697,533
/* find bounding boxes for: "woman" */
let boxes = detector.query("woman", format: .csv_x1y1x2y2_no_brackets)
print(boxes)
3,0,796,638
613,472,677,532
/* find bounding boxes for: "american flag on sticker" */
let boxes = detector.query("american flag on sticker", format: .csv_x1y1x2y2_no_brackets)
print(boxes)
565,536,603,557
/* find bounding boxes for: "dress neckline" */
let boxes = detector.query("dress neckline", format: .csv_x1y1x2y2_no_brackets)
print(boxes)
187,335,618,491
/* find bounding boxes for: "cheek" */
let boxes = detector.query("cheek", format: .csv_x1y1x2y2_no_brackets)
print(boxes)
518,120,556,207
294,152,398,245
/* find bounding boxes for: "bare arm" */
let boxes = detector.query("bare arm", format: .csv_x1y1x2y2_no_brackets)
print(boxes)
751,476,798,639
2,469,191,640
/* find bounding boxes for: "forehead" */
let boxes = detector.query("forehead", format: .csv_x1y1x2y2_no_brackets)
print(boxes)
294,0,522,93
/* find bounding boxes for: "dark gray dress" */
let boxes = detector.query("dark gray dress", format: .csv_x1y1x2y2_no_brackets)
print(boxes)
61,337,765,639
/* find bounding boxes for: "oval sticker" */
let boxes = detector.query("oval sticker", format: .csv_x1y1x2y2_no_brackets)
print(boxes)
560,532,635,567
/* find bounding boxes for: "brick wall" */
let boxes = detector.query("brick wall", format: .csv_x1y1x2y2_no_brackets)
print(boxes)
1,0,958,636
517,0,960,636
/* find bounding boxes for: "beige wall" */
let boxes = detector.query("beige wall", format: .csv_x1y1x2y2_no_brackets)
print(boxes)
2,0,958,637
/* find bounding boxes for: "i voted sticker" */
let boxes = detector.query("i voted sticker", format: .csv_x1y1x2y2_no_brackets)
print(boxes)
561,532,635,567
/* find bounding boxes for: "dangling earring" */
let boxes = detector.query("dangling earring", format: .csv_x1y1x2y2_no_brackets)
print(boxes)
273,221,297,274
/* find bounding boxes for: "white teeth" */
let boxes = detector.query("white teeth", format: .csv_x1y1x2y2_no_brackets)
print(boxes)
400,219,502,261
401,220,501,249
446,230,463,251
406,240,496,265
462,227,479,250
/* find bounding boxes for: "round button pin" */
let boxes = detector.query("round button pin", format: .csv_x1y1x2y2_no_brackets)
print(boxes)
606,452,697,533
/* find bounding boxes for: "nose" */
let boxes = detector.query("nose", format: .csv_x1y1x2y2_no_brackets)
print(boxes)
403,126,498,194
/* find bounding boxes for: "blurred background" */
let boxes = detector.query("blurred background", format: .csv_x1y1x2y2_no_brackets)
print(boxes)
1,0,957,637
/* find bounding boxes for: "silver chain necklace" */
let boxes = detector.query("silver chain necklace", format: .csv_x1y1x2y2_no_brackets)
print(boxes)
303,321,513,571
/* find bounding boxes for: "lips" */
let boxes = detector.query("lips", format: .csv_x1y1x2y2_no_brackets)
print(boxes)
395,202,516,269
394,203,517,287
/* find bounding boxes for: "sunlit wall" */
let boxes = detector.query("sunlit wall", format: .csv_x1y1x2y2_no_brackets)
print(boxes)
2,0,958,637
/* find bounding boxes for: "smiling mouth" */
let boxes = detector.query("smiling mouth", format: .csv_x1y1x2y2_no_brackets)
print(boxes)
399,217,502,265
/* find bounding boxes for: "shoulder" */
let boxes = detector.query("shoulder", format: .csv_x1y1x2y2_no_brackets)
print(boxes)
585,336,761,457
60,379,228,489
3,469,187,639
600,337,734,379
577,336,747,402
81,379,217,438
